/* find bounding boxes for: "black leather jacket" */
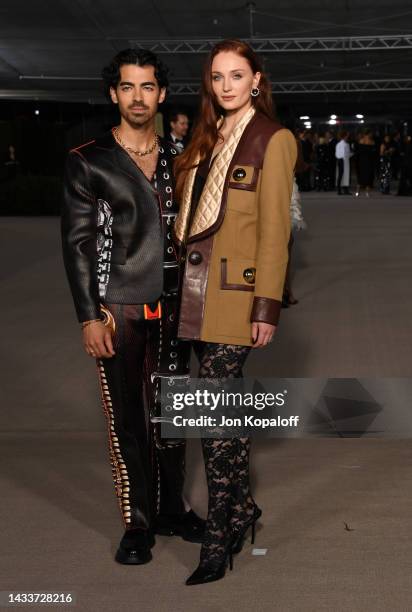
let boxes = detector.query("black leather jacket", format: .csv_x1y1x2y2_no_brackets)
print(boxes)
61,131,179,323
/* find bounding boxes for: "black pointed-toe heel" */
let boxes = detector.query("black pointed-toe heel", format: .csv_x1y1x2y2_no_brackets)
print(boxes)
185,548,234,586
231,507,262,555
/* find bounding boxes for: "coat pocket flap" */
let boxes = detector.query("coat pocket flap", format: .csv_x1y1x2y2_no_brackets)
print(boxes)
228,165,259,191
220,258,256,291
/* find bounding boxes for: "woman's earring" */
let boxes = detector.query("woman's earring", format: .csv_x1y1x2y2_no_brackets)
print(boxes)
251,87,260,97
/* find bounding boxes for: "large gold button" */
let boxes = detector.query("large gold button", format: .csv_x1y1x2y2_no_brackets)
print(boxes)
243,267,256,283
233,167,246,181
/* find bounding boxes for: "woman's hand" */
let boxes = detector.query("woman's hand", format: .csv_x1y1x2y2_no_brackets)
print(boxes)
251,322,276,348
83,321,115,359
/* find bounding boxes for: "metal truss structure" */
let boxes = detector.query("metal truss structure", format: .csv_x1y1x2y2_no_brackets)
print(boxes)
167,78,412,95
270,78,412,94
129,35,412,54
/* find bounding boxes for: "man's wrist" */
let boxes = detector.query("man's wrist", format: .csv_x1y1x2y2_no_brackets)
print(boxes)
81,318,104,329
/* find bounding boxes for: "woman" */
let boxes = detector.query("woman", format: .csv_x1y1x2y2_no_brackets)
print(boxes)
173,39,296,585
379,134,394,194
355,130,376,197
314,135,330,192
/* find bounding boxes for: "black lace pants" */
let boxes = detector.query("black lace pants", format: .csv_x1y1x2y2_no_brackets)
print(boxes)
193,341,258,567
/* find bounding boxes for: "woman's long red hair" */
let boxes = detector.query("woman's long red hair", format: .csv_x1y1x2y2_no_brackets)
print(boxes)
174,39,274,201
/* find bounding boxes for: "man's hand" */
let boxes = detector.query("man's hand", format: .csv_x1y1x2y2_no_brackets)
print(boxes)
251,322,276,348
83,321,115,359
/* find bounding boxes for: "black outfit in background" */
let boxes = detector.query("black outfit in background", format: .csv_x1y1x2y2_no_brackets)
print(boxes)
61,132,191,532
356,143,376,188
379,142,393,194
327,138,338,190
296,138,313,191
391,138,401,180
1,152,20,183
314,143,330,191
398,140,412,196
169,133,187,153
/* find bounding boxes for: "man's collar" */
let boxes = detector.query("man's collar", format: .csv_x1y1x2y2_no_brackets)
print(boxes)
94,130,117,150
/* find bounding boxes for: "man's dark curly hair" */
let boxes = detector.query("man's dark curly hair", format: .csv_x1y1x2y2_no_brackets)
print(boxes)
101,48,169,100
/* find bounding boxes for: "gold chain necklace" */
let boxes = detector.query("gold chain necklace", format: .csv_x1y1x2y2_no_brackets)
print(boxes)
113,126,158,157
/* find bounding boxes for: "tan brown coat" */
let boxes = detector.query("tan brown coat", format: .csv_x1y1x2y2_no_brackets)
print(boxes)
174,112,297,347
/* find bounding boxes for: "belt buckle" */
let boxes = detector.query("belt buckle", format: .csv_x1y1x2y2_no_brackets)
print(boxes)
144,301,162,320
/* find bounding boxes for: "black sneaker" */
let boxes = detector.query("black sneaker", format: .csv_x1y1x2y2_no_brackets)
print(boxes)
155,510,205,543
115,529,154,565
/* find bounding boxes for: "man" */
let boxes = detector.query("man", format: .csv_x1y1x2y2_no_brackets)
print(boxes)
168,110,189,152
335,131,353,195
61,48,204,565
391,131,401,180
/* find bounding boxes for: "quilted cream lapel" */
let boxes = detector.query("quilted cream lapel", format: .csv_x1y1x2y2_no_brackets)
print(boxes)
174,106,256,244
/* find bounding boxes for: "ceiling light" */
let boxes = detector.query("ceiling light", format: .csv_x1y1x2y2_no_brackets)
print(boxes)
328,119,337,125
330,114,337,120
300,115,309,120
356,114,364,119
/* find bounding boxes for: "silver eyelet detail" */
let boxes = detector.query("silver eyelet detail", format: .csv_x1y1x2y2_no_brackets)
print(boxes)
170,352,177,358
163,173,169,179
166,201,172,208
161,159,167,166
167,246,173,254
171,148,177,154
166,186,172,193
169,363,177,371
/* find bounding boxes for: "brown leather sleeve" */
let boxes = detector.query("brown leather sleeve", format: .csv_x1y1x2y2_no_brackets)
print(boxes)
250,296,282,326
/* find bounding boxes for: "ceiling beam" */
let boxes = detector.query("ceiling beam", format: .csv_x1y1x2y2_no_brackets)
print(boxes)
128,34,412,53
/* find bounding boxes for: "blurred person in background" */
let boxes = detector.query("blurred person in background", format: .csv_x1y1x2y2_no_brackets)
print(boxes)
313,135,330,191
379,134,395,194
169,110,189,152
335,131,353,195
391,131,402,180
355,130,377,197
326,130,337,190
2,144,20,181
296,130,313,191
282,176,306,307
397,135,412,196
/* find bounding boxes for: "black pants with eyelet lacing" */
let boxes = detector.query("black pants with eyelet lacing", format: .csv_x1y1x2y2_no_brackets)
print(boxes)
96,296,190,531
192,341,258,568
